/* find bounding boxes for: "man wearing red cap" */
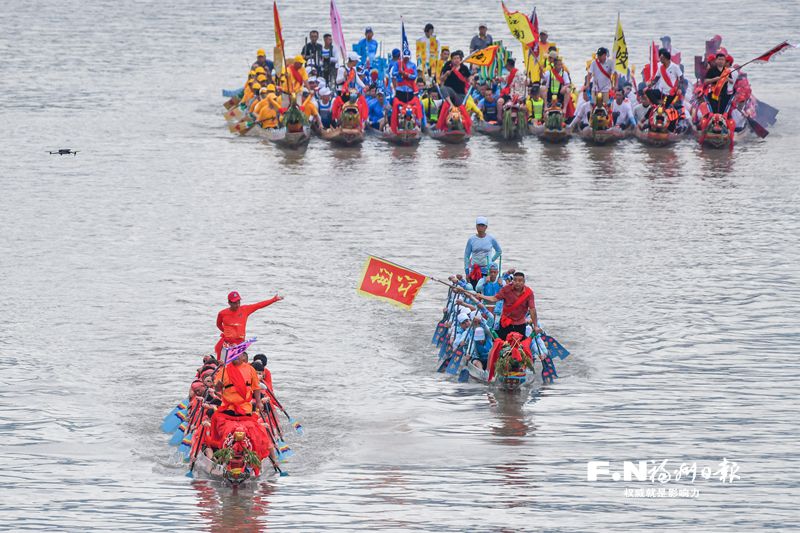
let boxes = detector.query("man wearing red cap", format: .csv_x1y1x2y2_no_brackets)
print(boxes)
214,291,283,359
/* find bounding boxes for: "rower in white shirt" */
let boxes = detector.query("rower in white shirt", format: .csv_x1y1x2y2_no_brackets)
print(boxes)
611,91,635,129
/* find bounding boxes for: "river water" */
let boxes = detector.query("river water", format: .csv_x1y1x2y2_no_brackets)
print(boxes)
1,0,799,531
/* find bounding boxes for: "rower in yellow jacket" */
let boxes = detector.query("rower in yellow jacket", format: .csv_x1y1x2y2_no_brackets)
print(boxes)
253,85,282,128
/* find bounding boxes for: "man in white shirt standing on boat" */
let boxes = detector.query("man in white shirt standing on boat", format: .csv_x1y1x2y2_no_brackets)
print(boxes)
586,47,615,103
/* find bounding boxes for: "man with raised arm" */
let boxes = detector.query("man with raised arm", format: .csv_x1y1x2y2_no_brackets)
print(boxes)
215,291,283,359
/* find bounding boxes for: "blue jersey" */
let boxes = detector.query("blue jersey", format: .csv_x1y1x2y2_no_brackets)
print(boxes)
391,61,418,93
355,38,379,65
464,234,502,272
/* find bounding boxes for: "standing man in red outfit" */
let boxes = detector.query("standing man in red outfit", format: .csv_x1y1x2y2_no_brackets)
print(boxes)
472,272,540,340
214,291,283,359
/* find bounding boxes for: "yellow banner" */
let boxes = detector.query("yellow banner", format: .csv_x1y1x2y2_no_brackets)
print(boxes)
502,2,536,46
612,15,629,74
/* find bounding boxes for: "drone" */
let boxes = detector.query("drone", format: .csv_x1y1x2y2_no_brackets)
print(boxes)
48,149,79,156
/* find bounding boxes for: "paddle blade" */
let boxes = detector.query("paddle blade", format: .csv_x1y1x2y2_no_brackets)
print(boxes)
540,335,570,360
445,351,463,375
185,470,194,478
458,368,470,383
177,432,193,455
169,424,188,446
747,117,769,139
161,409,188,434
290,418,304,436
437,357,451,373
279,471,289,477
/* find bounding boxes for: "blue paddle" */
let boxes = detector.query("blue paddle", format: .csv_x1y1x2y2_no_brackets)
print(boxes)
539,333,570,360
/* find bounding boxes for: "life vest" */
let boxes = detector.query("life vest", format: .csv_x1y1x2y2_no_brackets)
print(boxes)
483,98,499,122
528,98,544,121
548,69,565,97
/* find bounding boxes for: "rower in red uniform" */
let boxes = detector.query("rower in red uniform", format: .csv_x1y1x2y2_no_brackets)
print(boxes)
214,291,283,359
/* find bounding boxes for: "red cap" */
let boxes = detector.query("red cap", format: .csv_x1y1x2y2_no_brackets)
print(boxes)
726,55,734,64
707,54,716,62
228,291,241,302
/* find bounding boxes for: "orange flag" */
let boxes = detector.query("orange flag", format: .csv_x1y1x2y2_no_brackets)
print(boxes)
464,45,500,67
357,256,428,310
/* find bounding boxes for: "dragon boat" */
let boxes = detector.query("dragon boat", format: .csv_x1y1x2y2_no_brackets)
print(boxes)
161,343,302,486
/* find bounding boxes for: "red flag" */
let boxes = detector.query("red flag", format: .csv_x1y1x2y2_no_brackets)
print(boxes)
643,41,659,82
357,256,428,310
752,41,796,63
528,8,540,57
273,1,284,50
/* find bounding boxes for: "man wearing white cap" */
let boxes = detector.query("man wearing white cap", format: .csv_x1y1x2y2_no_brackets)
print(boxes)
316,86,334,128
464,216,502,289
336,51,366,95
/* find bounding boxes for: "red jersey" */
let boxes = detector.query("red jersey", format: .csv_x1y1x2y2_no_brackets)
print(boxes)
495,284,535,326
216,298,278,344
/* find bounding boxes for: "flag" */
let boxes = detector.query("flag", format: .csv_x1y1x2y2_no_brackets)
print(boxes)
752,41,797,63
401,21,411,58
224,338,257,364
357,256,428,310
612,14,629,74
643,41,658,82
273,1,284,50
501,1,537,46
529,8,539,56
464,45,500,67
330,0,347,62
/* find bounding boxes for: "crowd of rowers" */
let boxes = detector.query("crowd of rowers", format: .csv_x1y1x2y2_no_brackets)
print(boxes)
437,216,553,378
237,23,749,136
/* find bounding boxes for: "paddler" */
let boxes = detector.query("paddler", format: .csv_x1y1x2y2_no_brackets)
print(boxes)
704,52,737,114
299,88,320,124
284,55,310,98
526,84,545,124
389,51,423,134
336,52,367,95
611,90,635,129
253,85,282,128
586,47,614,102
437,50,473,133
214,353,263,415
647,48,683,108
540,56,572,109
316,87,334,128
472,271,540,340
251,49,275,76
214,291,283,360
464,216,502,289
477,84,500,123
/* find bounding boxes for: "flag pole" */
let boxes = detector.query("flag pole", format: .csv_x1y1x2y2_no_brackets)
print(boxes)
365,253,455,288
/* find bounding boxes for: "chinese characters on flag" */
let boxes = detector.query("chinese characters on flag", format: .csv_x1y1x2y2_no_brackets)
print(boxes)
465,45,500,67
357,256,428,309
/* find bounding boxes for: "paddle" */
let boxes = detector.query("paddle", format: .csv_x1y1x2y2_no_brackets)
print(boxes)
446,326,474,375
259,410,289,476
531,333,557,384
539,332,569,360
261,383,304,436
747,117,769,138
432,288,454,345
457,330,476,382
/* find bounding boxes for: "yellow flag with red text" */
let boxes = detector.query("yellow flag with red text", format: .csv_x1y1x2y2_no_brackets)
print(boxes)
357,256,428,310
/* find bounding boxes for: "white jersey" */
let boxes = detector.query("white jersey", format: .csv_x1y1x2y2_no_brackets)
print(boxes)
573,100,592,125
336,65,366,92
612,99,635,126
654,62,682,95
588,58,615,94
